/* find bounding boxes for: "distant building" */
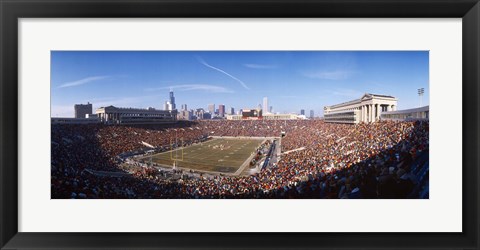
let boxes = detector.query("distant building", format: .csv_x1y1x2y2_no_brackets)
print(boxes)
230,107,235,115
194,108,205,120
263,97,268,114
300,109,305,116
164,101,173,111
208,104,215,114
178,109,193,121
324,93,398,124
310,110,314,118
219,104,225,117
164,90,176,111
96,106,177,124
169,90,176,110
74,102,92,118
181,104,187,111
269,106,273,113
381,106,429,121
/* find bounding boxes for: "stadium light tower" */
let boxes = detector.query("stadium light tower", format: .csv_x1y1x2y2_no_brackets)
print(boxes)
418,88,425,107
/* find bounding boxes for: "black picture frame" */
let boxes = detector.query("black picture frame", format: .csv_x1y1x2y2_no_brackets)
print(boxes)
1,0,479,249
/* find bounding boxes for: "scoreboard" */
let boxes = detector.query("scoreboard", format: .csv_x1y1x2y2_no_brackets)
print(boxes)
242,109,263,119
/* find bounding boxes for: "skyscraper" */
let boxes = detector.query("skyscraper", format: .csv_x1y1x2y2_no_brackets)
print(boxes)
74,102,92,118
164,101,172,111
230,107,234,115
263,97,268,113
310,110,314,118
301,109,305,116
169,90,176,110
195,108,205,119
208,104,215,114
219,104,225,117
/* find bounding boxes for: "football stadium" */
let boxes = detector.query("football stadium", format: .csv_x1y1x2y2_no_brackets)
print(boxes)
51,118,429,199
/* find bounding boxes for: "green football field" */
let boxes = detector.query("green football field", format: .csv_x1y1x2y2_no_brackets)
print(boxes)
144,138,265,174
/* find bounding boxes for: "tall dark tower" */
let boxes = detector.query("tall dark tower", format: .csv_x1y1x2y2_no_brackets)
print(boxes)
169,89,176,110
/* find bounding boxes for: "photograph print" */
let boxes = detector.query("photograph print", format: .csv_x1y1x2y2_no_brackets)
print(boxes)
51,51,429,199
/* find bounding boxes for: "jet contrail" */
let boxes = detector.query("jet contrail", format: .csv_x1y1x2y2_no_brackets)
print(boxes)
197,57,250,90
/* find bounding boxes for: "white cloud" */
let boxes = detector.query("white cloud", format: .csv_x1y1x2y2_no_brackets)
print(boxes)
57,75,111,88
302,70,355,80
146,84,233,93
197,57,250,90
243,64,277,69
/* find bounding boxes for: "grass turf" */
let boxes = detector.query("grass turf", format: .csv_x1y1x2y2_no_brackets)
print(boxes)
144,138,265,174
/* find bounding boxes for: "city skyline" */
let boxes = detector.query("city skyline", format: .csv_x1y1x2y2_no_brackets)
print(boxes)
51,51,429,117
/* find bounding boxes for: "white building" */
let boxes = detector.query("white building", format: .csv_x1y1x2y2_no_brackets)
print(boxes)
96,106,177,124
324,93,398,124
178,109,193,121
164,101,173,111
381,105,429,121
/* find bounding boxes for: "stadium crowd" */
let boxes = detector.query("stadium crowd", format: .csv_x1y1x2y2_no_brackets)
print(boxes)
51,119,429,199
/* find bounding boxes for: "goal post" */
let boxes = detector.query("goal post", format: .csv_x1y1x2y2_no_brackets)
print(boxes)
170,137,184,162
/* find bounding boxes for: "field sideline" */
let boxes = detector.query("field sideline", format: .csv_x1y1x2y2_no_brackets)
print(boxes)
141,138,265,175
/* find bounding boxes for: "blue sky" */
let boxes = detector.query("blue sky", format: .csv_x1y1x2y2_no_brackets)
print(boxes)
51,51,429,117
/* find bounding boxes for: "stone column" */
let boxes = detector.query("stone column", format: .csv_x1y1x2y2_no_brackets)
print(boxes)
366,105,369,122
360,106,363,123
363,106,366,123
364,105,367,123
370,104,374,122
372,104,375,122
365,105,368,123
364,106,367,123
371,104,375,122
367,104,372,122
378,104,381,120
